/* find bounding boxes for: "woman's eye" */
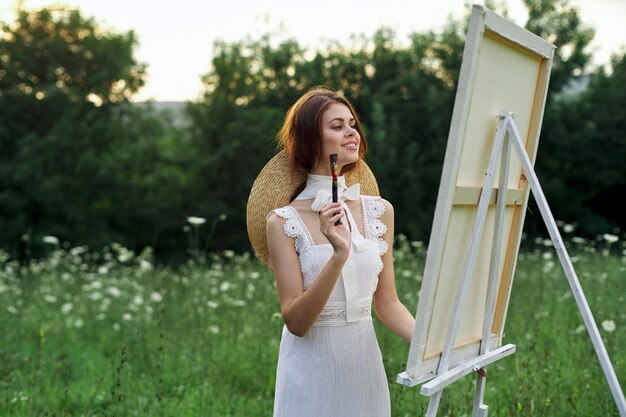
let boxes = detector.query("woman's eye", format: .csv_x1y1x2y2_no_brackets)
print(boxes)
332,126,341,130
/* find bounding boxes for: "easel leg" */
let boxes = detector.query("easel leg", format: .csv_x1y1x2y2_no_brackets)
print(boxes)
507,120,626,417
425,114,509,417
472,116,513,416
426,393,443,417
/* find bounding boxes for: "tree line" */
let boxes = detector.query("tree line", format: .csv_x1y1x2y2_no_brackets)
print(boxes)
1,1,624,264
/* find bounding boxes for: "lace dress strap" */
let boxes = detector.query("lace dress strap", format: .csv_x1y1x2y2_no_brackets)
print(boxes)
270,206,322,284
361,196,389,256
271,206,315,254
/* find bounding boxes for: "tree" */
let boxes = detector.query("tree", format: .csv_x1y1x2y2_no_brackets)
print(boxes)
523,0,595,93
0,7,191,261
534,52,626,235
0,7,144,104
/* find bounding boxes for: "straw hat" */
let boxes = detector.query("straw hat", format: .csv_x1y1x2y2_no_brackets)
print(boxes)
246,149,380,268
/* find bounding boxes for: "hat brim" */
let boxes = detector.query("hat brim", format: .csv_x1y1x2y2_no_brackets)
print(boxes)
246,149,379,268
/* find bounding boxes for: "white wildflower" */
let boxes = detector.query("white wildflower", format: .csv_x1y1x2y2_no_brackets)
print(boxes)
563,224,575,233
575,325,586,334
112,323,120,331
219,282,231,292
42,236,59,245
542,252,552,260
601,320,616,332
187,216,206,225
150,291,163,302
106,287,121,297
207,301,219,309
542,239,553,247
132,295,144,305
542,261,555,273
218,214,227,221
117,250,133,263
7,306,18,314
232,299,246,307
44,294,57,303
61,303,73,314
74,318,84,328
223,250,235,258
122,313,132,321
250,271,260,280
98,266,109,275
572,236,586,244
401,270,412,278
89,292,102,301
70,246,87,256
139,259,152,271
96,313,106,320
603,234,618,244
209,325,219,334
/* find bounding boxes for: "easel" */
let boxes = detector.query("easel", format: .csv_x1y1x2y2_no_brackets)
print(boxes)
400,111,626,417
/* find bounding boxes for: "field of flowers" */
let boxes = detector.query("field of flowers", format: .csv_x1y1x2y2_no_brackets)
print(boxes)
1,231,624,416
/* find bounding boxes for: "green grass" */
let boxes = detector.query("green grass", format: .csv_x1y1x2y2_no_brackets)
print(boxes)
1,235,624,416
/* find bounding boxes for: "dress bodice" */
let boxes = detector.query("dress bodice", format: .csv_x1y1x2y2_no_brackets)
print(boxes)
270,195,388,326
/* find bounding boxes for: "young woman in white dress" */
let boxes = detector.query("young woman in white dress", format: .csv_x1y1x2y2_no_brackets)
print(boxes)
262,87,415,417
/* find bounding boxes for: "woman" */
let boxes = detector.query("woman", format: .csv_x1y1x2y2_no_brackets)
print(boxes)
249,87,415,417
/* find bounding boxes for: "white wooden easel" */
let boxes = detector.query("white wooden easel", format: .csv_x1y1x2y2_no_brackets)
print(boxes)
415,111,626,417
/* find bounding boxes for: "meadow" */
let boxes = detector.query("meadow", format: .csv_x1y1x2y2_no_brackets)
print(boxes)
1,232,624,417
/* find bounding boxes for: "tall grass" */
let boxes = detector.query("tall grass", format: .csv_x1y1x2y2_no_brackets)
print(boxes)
1,233,624,416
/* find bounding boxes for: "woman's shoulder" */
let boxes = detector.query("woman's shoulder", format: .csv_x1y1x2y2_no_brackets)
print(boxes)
266,200,310,221
265,201,311,235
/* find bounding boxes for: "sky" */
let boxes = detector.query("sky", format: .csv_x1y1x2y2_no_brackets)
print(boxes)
2,0,625,102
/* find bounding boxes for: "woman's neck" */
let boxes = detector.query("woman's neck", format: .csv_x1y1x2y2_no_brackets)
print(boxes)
310,162,343,177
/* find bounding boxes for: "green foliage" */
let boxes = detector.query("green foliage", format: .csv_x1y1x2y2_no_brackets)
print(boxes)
1,1,623,260
523,0,595,93
0,8,193,261
533,51,626,235
0,7,144,103
189,0,603,252
1,239,623,415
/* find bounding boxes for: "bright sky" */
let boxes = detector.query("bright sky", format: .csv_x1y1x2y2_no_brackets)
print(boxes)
2,0,625,102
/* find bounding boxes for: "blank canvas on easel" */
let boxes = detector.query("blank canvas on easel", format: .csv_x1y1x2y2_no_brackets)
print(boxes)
401,6,555,383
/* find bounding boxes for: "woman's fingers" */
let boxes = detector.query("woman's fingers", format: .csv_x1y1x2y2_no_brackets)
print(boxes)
319,204,340,222
330,211,344,222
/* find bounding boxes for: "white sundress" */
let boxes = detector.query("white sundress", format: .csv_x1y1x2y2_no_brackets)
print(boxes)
271,195,391,417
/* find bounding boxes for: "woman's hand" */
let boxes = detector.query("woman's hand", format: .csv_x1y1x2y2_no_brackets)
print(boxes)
318,202,351,258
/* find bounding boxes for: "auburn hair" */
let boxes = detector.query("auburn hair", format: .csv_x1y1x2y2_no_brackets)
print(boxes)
277,87,368,183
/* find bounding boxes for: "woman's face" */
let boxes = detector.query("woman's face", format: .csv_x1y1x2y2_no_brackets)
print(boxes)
319,102,360,171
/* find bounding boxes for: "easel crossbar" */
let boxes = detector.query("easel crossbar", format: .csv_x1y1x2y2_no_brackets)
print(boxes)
421,344,516,396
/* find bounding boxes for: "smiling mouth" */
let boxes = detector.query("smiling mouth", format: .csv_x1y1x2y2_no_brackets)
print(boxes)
342,143,358,150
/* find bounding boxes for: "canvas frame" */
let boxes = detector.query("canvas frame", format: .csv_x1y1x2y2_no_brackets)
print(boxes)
399,4,555,385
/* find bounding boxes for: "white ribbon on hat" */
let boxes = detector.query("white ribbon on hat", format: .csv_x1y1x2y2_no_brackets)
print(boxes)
295,173,367,322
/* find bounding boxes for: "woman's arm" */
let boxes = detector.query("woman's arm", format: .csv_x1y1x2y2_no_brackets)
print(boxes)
373,198,416,343
266,203,350,337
